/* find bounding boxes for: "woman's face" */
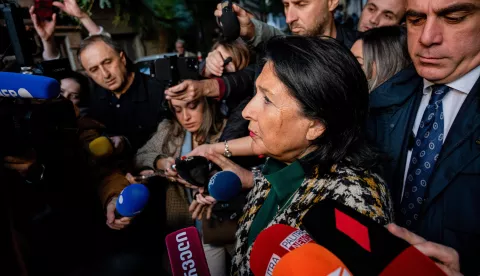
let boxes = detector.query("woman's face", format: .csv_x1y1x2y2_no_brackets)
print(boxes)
60,78,81,106
351,40,377,81
171,98,205,133
216,45,236,73
242,62,324,163
351,40,365,69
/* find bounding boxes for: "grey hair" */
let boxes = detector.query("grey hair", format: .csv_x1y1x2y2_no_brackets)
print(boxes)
362,26,411,91
77,35,134,72
176,39,185,45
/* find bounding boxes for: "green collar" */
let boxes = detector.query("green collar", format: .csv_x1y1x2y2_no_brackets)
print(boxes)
263,158,305,207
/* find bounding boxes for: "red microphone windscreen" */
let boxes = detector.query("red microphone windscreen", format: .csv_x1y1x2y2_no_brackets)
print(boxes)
273,243,352,276
379,246,446,276
250,224,314,276
165,226,211,276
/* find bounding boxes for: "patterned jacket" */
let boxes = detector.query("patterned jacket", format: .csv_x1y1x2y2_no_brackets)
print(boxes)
231,162,394,276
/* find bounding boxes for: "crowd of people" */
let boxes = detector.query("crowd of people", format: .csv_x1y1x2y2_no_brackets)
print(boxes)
3,0,479,275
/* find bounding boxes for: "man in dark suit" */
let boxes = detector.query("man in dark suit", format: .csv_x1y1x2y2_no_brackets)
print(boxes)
367,0,480,274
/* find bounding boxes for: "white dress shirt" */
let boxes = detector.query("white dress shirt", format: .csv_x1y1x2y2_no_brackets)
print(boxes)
401,65,480,199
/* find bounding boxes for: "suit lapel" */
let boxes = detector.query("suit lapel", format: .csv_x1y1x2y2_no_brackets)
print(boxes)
424,77,480,208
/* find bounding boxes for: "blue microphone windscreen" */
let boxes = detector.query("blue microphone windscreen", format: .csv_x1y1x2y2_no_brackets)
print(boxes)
116,184,150,217
0,72,60,99
208,171,242,201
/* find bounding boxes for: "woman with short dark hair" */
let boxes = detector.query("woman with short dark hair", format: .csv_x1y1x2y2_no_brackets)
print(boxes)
191,36,394,275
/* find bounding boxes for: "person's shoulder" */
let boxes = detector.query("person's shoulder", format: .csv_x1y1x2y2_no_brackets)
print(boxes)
318,164,394,224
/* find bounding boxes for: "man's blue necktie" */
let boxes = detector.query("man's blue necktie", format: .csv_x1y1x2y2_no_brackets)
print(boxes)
399,84,450,230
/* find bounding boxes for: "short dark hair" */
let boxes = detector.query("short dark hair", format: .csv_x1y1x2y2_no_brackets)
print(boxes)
77,35,135,72
263,36,380,175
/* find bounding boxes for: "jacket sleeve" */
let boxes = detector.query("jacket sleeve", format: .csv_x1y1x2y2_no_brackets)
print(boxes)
98,170,130,209
134,120,172,170
247,19,285,48
221,64,256,111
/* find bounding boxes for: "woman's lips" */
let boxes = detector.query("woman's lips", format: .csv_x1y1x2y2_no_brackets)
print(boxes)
249,131,257,138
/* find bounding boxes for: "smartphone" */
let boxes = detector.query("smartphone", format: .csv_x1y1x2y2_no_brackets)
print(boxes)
34,0,53,21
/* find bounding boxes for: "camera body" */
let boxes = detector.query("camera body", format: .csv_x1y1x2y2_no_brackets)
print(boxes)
150,55,200,87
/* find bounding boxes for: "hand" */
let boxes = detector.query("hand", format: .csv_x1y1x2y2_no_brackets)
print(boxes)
53,0,87,19
4,154,36,178
109,136,126,154
164,79,219,102
29,6,57,42
387,224,463,276
125,170,154,184
214,3,255,40
187,144,218,158
205,152,253,188
189,187,216,220
106,197,133,230
203,50,236,78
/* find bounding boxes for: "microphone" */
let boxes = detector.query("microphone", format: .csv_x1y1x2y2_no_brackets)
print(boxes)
165,226,211,276
88,136,114,159
272,243,352,276
250,224,315,276
0,72,60,99
301,199,445,275
207,170,242,201
115,184,150,218
219,0,240,41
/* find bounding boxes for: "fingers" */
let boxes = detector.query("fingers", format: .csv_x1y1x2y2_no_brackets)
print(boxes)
125,173,136,184
176,177,199,189
51,13,57,25
387,223,426,245
52,1,66,11
139,170,154,176
165,81,188,94
191,203,204,220
214,3,222,17
205,152,231,170
206,205,213,220
414,242,460,272
206,50,225,77
189,200,200,212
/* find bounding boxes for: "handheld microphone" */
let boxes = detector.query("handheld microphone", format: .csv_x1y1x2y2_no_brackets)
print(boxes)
301,199,445,275
0,72,60,99
115,184,150,218
272,243,352,276
250,224,314,276
219,0,240,41
165,226,211,276
88,136,114,159
207,170,242,201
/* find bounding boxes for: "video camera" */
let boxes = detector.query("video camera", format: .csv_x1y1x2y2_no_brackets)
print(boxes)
146,55,200,87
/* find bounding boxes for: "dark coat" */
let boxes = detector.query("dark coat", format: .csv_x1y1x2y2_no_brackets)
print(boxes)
367,65,480,275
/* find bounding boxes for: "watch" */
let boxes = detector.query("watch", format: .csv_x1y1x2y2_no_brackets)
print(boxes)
223,140,232,158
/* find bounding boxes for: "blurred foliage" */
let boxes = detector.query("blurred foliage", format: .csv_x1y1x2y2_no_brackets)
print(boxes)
76,0,193,32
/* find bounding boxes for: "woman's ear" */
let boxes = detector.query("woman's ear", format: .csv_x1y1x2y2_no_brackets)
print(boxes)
306,120,325,141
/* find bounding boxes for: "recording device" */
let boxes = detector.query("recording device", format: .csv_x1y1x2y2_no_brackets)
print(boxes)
250,224,315,276
0,73,77,157
152,55,199,88
165,226,211,276
34,0,53,21
301,199,445,275
88,136,114,159
273,243,352,276
207,170,242,201
219,0,240,41
114,184,150,218
174,156,213,187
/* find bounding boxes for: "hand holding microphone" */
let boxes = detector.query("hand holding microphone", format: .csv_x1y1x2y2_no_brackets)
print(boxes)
105,184,150,231
214,1,255,40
